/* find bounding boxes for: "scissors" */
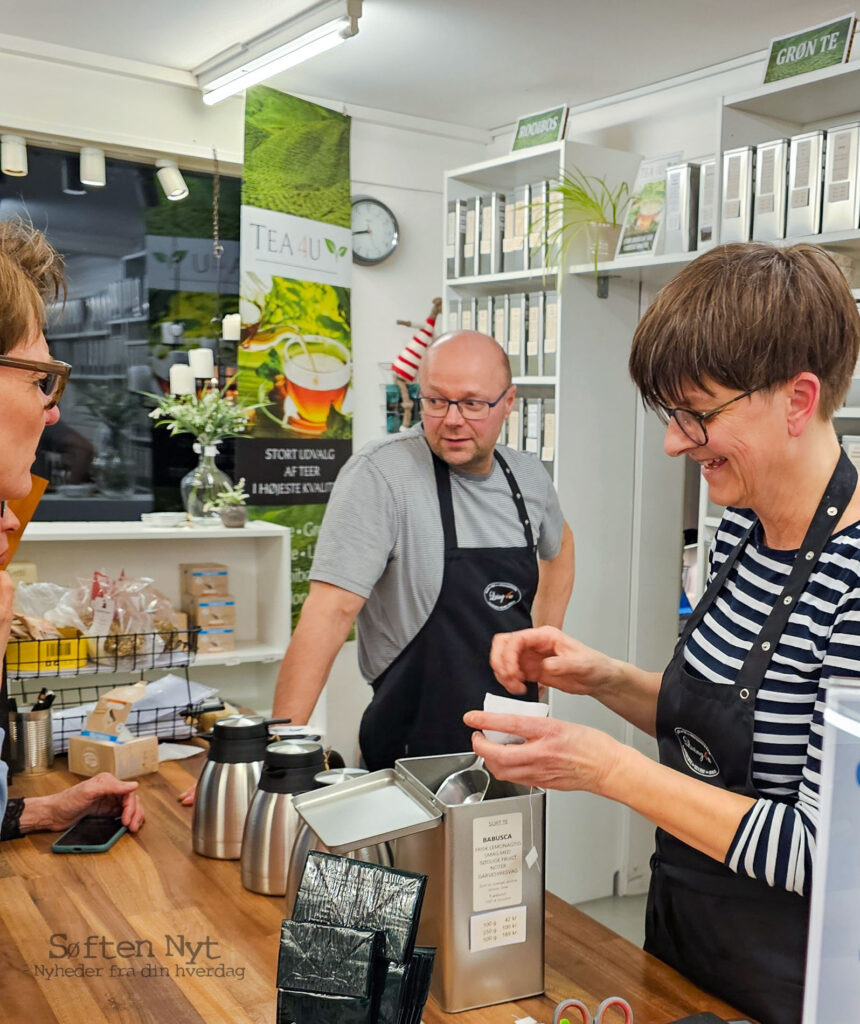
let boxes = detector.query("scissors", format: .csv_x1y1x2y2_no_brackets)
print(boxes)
554,995,634,1024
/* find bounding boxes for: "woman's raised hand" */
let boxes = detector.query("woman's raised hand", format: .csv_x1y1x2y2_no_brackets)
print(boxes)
489,626,613,698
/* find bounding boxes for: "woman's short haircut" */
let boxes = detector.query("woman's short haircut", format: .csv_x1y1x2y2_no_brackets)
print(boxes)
629,242,860,419
0,219,65,355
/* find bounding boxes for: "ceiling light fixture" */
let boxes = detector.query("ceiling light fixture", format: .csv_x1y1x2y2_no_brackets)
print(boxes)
155,159,189,202
1,135,28,177
79,146,106,188
195,0,361,106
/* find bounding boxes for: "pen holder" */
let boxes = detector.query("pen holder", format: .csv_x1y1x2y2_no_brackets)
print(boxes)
10,708,54,774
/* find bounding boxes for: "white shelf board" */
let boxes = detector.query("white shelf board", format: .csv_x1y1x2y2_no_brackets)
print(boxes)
724,61,860,127
569,228,860,279
836,407,860,419
21,520,290,543
704,516,722,530
447,268,559,292
569,250,699,277
513,376,556,386
194,641,285,668
447,140,565,189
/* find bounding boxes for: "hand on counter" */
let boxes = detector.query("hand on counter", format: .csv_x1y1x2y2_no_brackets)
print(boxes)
464,710,621,796
19,772,145,834
178,784,196,806
490,626,614,698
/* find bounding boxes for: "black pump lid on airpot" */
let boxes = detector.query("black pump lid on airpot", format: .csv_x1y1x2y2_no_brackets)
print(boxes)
207,715,273,764
259,740,325,794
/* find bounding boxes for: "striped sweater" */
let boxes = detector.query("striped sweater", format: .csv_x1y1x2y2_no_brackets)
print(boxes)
684,507,860,896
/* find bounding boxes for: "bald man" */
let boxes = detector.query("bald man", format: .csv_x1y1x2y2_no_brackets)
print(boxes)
272,330,574,770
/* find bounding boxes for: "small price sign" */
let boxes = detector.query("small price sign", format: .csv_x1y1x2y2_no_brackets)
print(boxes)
763,14,856,83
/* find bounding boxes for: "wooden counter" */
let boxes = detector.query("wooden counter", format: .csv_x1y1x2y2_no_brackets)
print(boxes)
0,757,743,1024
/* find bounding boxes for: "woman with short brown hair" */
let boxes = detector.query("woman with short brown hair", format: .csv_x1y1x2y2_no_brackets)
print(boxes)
466,243,860,1024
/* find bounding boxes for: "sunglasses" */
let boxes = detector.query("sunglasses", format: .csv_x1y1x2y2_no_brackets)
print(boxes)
0,354,72,409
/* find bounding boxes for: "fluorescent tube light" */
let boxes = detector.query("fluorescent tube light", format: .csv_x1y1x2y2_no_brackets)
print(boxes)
196,0,361,105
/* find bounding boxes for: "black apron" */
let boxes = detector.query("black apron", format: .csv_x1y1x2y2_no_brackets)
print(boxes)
645,449,857,1024
358,448,539,771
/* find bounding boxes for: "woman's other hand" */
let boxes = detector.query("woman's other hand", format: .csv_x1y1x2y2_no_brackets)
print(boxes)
464,710,621,796
490,626,615,698
20,773,145,834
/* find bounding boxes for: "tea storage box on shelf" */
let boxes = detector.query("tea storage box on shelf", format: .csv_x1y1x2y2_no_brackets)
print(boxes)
12,520,291,711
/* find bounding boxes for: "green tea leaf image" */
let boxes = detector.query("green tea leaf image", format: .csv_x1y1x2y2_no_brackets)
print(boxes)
325,238,336,254
338,246,348,258
242,86,351,227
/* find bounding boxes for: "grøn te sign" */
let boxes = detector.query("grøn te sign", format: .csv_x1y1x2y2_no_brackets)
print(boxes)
763,14,856,83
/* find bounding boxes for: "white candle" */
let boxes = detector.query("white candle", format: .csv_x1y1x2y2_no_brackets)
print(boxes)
188,347,215,379
169,363,195,395
222,313,241,341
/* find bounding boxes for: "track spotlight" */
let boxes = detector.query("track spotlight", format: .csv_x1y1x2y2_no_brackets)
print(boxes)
61,156,87,196
1,135,28,176
79,146,106,188
155,159,189,202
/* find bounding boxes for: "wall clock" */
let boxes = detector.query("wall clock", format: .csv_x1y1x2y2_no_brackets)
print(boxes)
351,196,399,266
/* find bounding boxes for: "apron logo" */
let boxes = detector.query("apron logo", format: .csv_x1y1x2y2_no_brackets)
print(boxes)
674,728,720,777
483,582,522,611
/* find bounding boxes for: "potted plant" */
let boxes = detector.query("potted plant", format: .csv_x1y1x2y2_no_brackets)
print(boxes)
204,477,250,528
546,167,632,276
147,379,259,522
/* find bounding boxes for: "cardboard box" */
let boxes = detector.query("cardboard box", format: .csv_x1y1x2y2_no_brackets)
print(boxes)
180,562,229,596
68,734,159,780
184,594,237,629
197,627,236,654
67,681,159,780
5,627,87,674
5,561,37,585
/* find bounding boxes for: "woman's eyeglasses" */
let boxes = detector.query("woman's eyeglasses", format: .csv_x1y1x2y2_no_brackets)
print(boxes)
0,354,72,409
656,387,764,446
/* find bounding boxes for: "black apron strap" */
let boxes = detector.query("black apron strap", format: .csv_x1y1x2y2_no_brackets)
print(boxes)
432,452,458,552
735,448,857,696
431,449,537,553
493,450,536,552
677,519,756,649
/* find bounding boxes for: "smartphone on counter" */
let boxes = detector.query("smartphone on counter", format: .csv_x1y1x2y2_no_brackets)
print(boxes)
51,815,128,854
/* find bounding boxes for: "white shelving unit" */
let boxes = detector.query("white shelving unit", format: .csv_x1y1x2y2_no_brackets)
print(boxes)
14,520,291,710
562,62,860,605
444,140,684,905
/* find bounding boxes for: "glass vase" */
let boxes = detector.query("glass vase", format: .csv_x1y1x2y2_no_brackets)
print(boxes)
92,435,135,499
180,444,231,523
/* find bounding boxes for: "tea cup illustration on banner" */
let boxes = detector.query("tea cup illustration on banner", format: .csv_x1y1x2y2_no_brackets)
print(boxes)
279,334,351,434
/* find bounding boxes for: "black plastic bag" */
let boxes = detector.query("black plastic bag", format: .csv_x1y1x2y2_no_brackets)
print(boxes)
293,852,427,965
277,920,383,997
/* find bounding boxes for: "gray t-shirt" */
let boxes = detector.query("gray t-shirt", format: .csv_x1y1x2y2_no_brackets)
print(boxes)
310,425,565,680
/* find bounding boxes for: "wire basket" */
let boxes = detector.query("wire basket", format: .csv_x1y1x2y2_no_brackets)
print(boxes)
6,673,222,755
4,627,198,679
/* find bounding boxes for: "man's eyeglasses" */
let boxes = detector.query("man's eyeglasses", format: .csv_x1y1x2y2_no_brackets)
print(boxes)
419,386,510,421
0,354,71,409
656,387,764,446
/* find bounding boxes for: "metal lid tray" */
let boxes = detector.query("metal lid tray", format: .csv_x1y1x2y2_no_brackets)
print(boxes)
291,767,442,854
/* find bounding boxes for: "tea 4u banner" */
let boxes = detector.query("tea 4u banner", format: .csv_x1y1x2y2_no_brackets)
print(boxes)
238,86,352,626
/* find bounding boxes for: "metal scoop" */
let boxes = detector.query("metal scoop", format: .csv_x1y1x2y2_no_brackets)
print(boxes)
434,756,490,805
